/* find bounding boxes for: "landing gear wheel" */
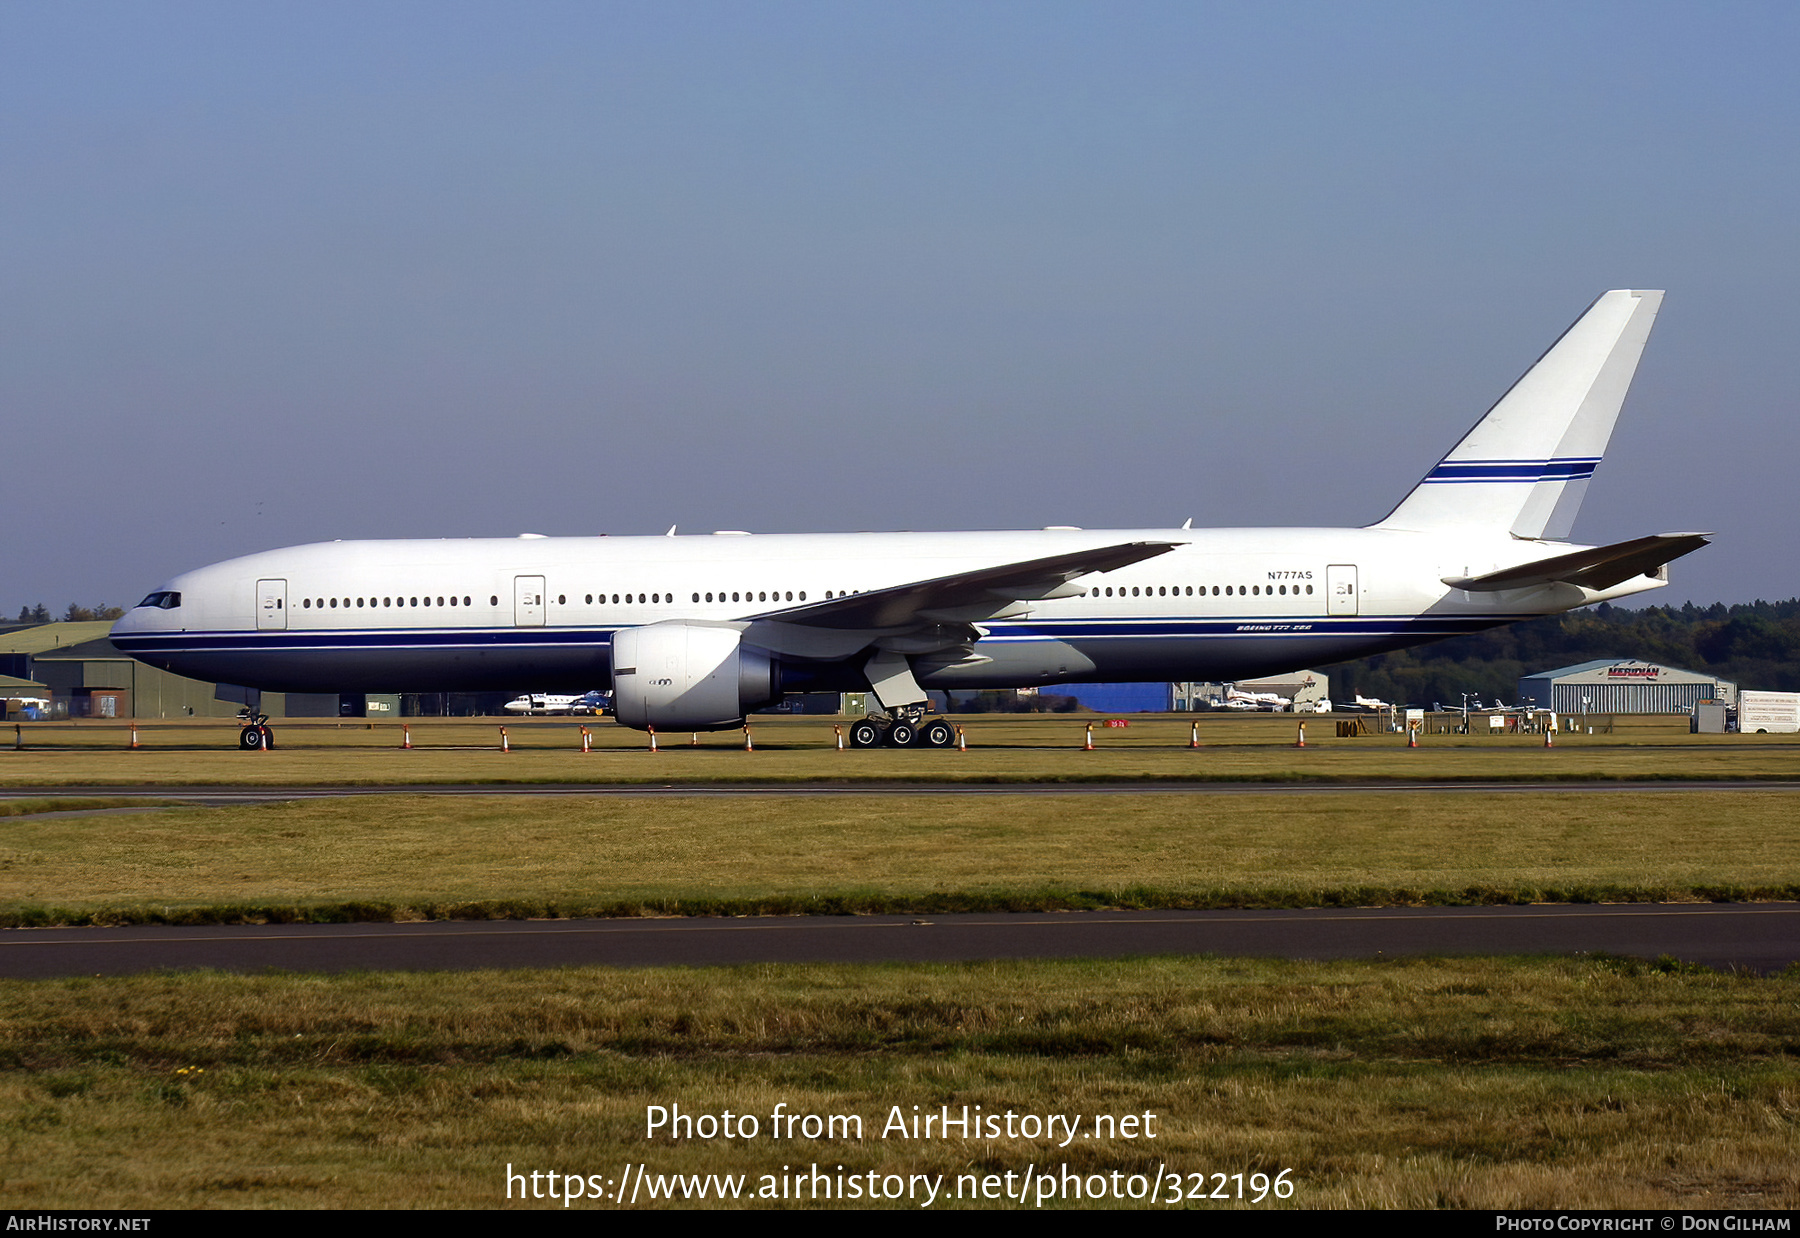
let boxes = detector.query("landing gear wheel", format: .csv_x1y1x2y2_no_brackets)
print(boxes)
885,721,917,747
848,720,883,749
921,719,955,748
238,726,265,751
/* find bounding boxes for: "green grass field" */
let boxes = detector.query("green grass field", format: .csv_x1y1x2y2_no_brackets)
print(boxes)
4,713,1797,788
3,957,1796,1209
4,719,1796,1208
3,789,1798,924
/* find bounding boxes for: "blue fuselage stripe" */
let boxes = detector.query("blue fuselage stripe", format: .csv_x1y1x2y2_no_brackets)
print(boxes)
111,613,1527,657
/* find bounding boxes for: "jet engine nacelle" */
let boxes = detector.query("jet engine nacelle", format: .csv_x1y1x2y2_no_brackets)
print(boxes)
610,621,781,730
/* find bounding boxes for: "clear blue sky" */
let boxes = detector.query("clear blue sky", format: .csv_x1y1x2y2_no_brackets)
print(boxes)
5,1,1796,610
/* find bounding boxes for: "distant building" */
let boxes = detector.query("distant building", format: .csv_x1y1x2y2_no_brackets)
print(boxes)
1174,671,1329,711
1048,683,1173,713
1235,670,1330,709
0,620,294,719
1518,659,1735,714
1,673,53,719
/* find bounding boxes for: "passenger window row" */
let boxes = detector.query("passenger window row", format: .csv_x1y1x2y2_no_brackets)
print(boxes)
1099,584,1315,598
301,595,476,609
573,591,815,605
290,582,1304,616
292,590,853,613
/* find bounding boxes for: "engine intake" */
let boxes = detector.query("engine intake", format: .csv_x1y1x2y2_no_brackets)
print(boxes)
610,621,781,730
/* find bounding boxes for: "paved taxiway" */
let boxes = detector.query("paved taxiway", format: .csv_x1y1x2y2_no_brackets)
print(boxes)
6,781,1794,977
5,904,1797,979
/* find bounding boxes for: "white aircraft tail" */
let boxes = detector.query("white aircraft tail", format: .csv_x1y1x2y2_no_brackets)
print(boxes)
1375,289,1664,540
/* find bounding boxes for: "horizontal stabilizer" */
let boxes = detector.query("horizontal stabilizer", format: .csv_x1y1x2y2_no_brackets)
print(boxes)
1442,533,1710,593
749,540,1181,630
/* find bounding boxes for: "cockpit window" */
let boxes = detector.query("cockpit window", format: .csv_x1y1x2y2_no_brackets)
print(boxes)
136,591,182,610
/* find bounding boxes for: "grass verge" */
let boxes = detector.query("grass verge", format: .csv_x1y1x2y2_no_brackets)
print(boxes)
2,956,1796,1209
0,797,180,817
4,714,1798,787
4,791,1798,926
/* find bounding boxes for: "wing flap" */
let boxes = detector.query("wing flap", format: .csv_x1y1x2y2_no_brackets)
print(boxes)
749,540,1182,631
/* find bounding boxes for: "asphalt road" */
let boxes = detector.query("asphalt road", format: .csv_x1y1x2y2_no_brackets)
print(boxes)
5,903,1797,979
6,780,1795,978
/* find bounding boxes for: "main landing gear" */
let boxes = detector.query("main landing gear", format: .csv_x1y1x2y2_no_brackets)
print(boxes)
847,710,956,749
237,711,274,751
853,653,953,748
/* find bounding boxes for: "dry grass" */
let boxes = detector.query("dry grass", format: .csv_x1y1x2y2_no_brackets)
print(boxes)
4,714,1798,788
3,790,1798,924
0,798,173,817
2,956,1795,1209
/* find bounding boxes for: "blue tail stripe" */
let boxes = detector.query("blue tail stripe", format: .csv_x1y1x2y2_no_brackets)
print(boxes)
1424,457,1600,484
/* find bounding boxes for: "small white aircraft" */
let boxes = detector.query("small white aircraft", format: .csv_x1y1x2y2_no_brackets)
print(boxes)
1348,694,1392,711
502,693,588,715
113,290,1708,750
1220,688,1290,711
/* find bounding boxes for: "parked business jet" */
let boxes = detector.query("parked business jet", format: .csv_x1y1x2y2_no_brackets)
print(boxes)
1219,688,1290,712
502,693,587,716
501,689,610,716
113,290,1706,749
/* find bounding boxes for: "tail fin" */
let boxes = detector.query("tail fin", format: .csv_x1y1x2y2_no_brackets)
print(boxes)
1375,289,1664,540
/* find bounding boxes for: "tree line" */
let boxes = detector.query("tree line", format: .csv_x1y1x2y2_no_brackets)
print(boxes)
10,604,128,624
1324,599,1800,707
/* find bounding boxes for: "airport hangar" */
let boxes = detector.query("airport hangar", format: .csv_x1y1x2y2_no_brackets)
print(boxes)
0,621,379,720
1517,659,1736,715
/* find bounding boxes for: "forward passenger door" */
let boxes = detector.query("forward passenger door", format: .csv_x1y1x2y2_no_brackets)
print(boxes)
256,579,288,630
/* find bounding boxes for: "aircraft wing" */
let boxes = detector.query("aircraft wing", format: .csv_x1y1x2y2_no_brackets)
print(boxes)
747,540,1182,632
1443,532,1710,593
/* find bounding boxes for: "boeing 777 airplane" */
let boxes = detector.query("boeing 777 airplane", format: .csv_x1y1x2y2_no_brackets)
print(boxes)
113,290,1707,749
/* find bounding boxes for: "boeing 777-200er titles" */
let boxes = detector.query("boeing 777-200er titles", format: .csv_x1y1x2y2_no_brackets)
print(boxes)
114,290,1708,749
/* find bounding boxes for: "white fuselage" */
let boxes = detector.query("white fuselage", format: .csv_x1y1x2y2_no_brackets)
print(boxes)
109,289,1694,722
109,525,1665,696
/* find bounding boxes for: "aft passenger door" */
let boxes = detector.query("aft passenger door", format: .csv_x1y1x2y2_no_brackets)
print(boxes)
256,579,288,630
514,576,545,627
1326,565,1358,616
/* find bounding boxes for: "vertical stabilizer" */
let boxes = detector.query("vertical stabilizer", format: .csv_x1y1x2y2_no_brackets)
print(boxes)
1375,290,1664,539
